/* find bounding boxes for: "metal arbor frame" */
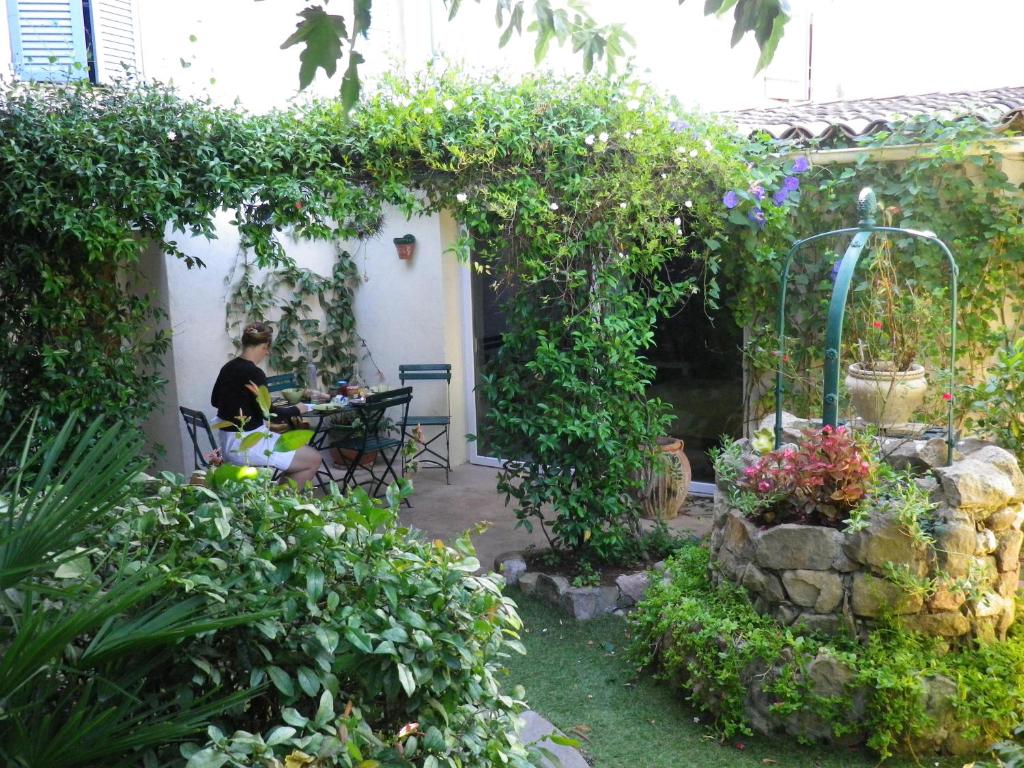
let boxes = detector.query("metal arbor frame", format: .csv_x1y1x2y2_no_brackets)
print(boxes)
773,187,960,464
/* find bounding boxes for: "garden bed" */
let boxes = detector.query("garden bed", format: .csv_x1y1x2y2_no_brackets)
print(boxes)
630,424,1024,758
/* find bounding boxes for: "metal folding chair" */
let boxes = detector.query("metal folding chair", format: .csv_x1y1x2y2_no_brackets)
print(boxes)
179,406,218,470
265,372,299,393
329,387,413,501
398,363,452,484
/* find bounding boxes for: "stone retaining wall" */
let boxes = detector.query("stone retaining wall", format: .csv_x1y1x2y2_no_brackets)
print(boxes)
711,440,1024,642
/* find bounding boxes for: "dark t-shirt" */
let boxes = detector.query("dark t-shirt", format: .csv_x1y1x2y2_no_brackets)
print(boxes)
210,358,299,431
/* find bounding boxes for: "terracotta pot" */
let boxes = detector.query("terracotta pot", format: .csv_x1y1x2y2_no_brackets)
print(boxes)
331,446,377,469
845,362,927,427
396,242,415,260
639,436,691,520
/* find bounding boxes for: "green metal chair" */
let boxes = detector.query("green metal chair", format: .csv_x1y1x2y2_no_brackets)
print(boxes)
265,372,299,393
329,387,413,500
179,406,218,470
398,363,452,484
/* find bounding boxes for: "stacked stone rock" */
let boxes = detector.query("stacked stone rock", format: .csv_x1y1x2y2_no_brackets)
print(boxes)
711,438,1024,642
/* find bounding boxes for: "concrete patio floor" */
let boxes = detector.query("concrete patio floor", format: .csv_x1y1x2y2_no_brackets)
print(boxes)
396,463,715,572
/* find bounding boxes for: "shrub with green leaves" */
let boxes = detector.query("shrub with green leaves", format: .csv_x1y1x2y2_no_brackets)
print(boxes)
105,478,539,768
630,542,1024,759
966,336,1024,463
0,413,540,766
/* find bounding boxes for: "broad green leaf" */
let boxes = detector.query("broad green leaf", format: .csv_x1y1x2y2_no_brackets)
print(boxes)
274,429,314,452
297,666,320,697
266,726,296,746
280,7,347,90
239,431,264,452
397,663,416,696
185,748,229,768
54,553,91,579
340,51,364,113
268,665,295,697
256,385,273,417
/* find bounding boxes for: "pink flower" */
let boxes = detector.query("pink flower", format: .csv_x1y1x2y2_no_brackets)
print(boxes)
871,321,883,329
744,466,757,477
942,392,953,401
757,480,772,493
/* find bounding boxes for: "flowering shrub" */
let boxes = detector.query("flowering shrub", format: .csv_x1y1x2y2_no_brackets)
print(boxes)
720,152,810,233
737,426,874,526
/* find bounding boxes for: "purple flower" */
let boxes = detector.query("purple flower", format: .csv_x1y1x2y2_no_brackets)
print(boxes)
670,119,691,133
747,207,766,229
749,183,765,201
830,260,841,280
782,175,800,192
791,156,810,173
772,189,789,206
723,190,740,209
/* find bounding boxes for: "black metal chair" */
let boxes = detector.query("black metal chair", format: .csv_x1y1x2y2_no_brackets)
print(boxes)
329,387,413,499
179,406,218,470
398,363,452,483
265,372,299,393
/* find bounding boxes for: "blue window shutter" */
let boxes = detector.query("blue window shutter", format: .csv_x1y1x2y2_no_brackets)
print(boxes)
6,0,88,82
88,0,141,83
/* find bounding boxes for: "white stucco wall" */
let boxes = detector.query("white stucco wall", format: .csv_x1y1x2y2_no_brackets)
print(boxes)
148,206,468,475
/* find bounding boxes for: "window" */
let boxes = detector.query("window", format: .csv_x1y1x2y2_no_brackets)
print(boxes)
6,0,141,84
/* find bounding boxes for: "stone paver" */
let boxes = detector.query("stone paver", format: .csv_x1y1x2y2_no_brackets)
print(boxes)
519,711,590,768
398,464,713,573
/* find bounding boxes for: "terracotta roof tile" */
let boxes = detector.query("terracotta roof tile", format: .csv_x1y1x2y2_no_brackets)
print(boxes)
721,86,1024,142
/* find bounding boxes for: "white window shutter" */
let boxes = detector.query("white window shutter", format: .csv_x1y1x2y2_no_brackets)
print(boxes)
88,0,141,83
6,0,89,81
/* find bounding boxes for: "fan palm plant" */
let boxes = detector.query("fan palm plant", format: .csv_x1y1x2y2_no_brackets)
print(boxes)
0,414,261,767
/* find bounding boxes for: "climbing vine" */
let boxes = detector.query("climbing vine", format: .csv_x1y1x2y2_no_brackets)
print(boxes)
224,248,362,388
722,117,1024,426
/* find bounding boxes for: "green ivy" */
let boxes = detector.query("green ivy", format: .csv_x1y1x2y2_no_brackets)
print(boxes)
630,542,1024,759
724,117,1024,426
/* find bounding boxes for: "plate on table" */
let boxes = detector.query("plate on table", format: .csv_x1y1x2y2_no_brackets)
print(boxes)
312,403,343,413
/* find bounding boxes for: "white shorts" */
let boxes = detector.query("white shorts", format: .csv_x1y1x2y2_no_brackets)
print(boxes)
218,427,298,472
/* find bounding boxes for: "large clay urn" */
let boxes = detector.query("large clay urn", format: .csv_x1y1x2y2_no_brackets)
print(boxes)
845,362,928,427
640,437,692,520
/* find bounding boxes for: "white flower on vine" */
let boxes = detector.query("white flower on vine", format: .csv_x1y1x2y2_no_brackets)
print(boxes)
394,96,411,107
635,128,642,136
684,200,693,208
619,202,627,209
585,134,595,146
704,140,714,151
423,106,434,114
456,192,468,203
598,131,609,142
443,98,456,110
549,202,559,211
626,98,641,110
689,149,699,158
673,217,682,226
660,173,667,179
167,130,177,141
674,146,686,154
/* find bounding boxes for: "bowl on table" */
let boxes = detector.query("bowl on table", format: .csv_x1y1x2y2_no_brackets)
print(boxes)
280,387,305,405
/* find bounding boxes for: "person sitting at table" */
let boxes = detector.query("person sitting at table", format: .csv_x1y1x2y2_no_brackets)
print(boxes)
211,321,322,488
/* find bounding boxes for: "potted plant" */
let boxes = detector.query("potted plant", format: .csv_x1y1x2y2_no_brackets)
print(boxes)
327,408,394,469
845,230,929,427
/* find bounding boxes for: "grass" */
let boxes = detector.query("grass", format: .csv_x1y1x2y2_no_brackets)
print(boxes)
503,593,970,768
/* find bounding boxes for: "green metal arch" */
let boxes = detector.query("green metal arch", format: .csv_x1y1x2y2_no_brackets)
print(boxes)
774,188,960,464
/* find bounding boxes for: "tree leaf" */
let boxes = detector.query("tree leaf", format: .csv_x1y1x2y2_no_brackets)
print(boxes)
297,666,320,697
340,51,364,113
239,431,264,452
280,7,347,91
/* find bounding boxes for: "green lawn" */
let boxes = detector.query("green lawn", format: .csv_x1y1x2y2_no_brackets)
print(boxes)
503,593,969,768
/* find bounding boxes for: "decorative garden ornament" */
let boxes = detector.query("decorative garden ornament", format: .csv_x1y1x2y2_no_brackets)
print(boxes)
639,436,691,520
